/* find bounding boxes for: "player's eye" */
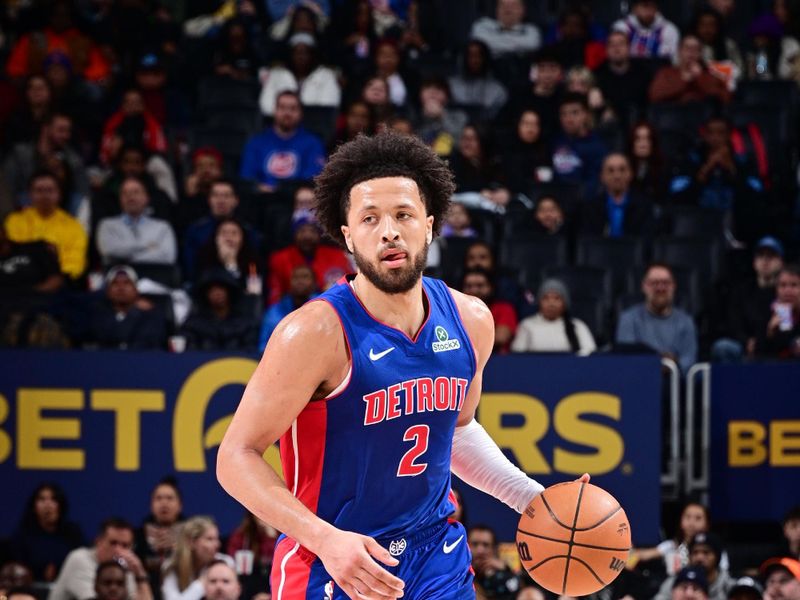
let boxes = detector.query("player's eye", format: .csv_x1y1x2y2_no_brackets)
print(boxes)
398,212,411,220
363,215,376,224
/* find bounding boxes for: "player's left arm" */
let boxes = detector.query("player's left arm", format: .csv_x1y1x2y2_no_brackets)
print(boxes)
449,288,588,514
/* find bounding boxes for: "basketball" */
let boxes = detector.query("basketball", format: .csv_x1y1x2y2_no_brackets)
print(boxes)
516,481,632,596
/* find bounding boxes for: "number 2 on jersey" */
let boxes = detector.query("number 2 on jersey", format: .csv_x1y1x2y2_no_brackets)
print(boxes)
397,424,430,477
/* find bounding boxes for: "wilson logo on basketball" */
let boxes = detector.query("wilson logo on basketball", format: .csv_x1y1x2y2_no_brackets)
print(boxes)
609,557,625,572
266,151,298,178
517,541,532,562
525,506,535,519
617,522,629,536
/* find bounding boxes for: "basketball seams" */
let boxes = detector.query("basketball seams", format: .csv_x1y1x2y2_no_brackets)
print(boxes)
573,505,622,531
539,492,575,531
565,556,608,587
561,482,586,595
517,529,630,552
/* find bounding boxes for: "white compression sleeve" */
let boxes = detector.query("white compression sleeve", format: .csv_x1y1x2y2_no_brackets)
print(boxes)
451,419,545,514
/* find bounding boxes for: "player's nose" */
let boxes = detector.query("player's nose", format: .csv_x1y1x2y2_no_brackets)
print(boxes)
380,215,401,241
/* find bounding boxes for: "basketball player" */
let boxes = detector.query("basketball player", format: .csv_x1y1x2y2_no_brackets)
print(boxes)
217,133,588,599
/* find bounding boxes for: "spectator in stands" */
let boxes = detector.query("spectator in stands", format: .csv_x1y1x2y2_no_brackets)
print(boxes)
671,566,710,600
627,121,666,203
581,153,654,238
373,39,408,107
96,177,177,266
4,170,87,280
548,5,606,70
468,524,523,599
360,76,396,124
240,91,325,193
213,19,260,82
0,221,64,297
267,209,352,305
512,278,596,354
181,147,224,217
728,578,764,600
612,0,680,61
202,561,241,600
448,39,509,119
258,264,317,351
672,116,762,214
93,561,128,600
531,195,567,236
225,512,279,577
92,145,174,231
134,478,184,592
713,236,784,362
180,270,259,352
616,262,698,372
196,218,261,289
756,264,800,359
258,33,340,116
463,240,525,311
87,265,166,350
49,518,150,600
331,100,374,150
3,112,89,214
461,267,517,354
504,109,554,194
413,77,468,157
744,14,800,82
0,564,34,598
551,92,608,195
441,203,477,238
182,181,258,281
10,483,83,583
161,517,232,600
5,75,53,147
690,7,744,85
335,0,379,81
100,89,168,167
649,34,732,105
470,0,541,58
7,587,38,600
781,506,800,561
5,0,112,85
565,66,616,129
655,533,734,600
449,123,509,209
760,557,800,600
593,31,652,129
501,47,563,143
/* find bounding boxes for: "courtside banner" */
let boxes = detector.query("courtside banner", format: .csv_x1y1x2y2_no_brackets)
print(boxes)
709,363,800,522
0,351,661,543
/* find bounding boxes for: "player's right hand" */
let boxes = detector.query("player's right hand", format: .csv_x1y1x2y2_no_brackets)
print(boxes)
316,529,405,599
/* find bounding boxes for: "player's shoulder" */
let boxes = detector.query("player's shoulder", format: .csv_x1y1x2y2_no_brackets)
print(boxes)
268,298,343,349
447,286,494,336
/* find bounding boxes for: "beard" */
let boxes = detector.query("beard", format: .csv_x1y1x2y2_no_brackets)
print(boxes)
352,242,429,294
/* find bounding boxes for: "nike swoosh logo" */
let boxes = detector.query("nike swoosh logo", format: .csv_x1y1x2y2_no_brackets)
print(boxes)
369,347,395,361
443,535,464,554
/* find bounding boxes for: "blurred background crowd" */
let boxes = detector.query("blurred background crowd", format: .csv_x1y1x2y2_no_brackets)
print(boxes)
2,0,800,599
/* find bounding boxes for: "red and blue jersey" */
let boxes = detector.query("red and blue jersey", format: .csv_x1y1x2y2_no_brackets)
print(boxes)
278,276,476,541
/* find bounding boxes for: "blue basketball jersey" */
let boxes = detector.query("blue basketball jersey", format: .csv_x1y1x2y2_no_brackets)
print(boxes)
277,276,476,541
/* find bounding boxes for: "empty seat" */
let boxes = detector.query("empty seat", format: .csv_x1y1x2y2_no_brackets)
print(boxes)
575,236,647,293
500,236,568,284
131,263,182,288
648,101,716,135
570,296,609,347
197,76,260,113
539,265,614,306
301,106,339,146
652,236,721,284
735,80,799,110
438,236,479,287
660,206,725,239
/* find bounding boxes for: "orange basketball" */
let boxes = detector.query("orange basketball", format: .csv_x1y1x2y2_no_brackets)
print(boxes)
516,481,632,596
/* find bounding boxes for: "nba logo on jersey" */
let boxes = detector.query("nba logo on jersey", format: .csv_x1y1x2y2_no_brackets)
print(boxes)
432,326,460,353
323,581,333,600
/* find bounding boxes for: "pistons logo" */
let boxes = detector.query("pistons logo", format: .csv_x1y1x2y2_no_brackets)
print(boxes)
266,151,298,179
388,538,407,556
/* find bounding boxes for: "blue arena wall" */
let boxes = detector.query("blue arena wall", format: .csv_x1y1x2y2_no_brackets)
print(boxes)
0,351,675,545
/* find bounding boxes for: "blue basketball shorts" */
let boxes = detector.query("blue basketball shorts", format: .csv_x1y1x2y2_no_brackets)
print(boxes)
271,519,474,600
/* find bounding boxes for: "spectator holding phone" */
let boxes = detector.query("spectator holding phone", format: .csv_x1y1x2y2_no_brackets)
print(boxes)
756,264,800,359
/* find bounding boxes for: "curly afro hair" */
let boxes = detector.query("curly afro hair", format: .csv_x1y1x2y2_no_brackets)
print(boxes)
313,132,455,248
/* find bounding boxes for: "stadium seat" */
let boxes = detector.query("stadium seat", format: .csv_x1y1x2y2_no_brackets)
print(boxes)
500,236,569,285
438,236,478,287
652,236,721,285
301,106,339,146
570,295,610,347
575,236,647,293
196,76,260,113
132,263,183,288
659,206,725,239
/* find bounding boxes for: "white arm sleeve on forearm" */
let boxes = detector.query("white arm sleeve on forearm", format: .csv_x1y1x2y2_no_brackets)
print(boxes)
451,418,545,514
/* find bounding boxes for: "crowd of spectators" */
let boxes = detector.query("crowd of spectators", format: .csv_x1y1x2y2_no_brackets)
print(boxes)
1,0,800,362
1,480,799,600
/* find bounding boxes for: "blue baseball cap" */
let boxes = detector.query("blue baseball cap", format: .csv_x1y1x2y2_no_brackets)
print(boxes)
755,236,784,257
674,566,709,594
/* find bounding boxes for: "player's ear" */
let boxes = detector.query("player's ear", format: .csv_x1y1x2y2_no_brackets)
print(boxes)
426,215,434,245
341,225,354,253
